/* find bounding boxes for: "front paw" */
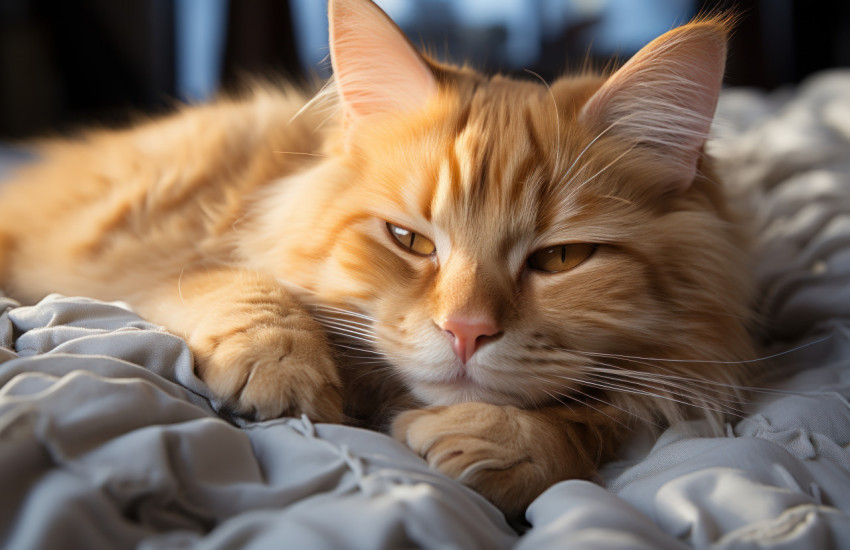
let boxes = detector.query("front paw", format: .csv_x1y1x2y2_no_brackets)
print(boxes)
191,322,343,423
393,402,558,518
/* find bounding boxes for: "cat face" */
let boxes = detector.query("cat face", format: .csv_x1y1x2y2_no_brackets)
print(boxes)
253,0,753,420
308,73,748,412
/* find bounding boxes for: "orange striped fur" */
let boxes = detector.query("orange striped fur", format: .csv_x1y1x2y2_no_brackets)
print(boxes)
0,1,754,518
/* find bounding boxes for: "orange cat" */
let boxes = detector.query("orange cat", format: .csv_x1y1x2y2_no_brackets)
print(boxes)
0,0,755,518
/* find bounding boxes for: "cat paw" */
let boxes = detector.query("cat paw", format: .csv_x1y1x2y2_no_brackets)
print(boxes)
191,322,343,423
392,402,557,519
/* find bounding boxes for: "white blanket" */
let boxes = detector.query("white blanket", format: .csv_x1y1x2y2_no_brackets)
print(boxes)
2,71,850,549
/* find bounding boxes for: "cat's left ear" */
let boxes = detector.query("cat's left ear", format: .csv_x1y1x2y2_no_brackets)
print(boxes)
580,17,730,191
328,0,438,123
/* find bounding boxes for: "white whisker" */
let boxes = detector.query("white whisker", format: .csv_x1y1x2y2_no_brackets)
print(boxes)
583,369,747,417
584,363,751,406
319,319,379,339
311,304,378,324
560,143,638,206
554,112,638,191
316,314,378,333
565,374,744,418
524,68,561,181
330,341,380,354
530,372,656,428
273,151,325,157
560,335,831,366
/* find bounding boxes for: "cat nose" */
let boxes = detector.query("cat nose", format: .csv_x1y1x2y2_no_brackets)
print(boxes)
439,317,503,364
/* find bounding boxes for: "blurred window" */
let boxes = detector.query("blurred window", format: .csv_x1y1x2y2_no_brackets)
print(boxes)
288,0,697,79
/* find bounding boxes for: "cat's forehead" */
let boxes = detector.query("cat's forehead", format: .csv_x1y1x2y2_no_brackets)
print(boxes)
362,74,629,256
427,79,580,247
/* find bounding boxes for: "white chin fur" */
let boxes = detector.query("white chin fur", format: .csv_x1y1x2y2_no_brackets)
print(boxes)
410,380,526,408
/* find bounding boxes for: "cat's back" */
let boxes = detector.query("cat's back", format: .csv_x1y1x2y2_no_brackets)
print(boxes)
0,83,329,303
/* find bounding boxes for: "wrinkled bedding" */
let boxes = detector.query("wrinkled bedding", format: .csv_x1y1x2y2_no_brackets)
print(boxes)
3,70,850,549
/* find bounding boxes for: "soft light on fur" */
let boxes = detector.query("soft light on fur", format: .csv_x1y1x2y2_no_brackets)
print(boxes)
0,0,755,519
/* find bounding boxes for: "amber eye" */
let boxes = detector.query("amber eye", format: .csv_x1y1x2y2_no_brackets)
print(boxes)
527,243,596,273
386,222,436,256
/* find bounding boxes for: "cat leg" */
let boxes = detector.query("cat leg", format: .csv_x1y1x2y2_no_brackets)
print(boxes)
139,268,343,423
392,402,624,519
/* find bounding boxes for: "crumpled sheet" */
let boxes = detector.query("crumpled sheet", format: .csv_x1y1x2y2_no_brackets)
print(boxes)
0,295,516,549
2,70,850,549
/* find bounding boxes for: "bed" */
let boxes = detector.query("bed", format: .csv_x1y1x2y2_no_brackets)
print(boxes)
2,70,850,549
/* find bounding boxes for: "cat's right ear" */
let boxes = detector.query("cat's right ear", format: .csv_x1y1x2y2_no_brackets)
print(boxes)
328,0,438,124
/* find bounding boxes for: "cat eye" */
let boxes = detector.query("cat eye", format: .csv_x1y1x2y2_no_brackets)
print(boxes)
386,222,436,255
527,243,597,273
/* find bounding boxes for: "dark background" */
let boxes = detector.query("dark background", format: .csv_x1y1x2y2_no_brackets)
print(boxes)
1,0,848,140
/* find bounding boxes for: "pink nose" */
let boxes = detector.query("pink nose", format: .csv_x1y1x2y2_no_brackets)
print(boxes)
439,317,503,364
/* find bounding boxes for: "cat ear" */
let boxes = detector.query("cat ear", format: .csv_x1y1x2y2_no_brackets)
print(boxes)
580,18,729,191
328,0,438,121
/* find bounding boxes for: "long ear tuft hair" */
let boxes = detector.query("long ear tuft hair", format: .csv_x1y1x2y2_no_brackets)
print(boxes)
580,14,734,191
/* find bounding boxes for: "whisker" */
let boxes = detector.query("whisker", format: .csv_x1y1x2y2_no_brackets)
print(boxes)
319,315,376,331
583,369,747,417
585,356,751,403
584,363,752,406
584,358,741,389
329,341,381,355
533,342,686,379
560,143,638,205
552,335,831,366
323,331,379,346
572,377,700,409
538,383,638,430
345,364,401,387
523,68,561,181
555,115,631,190
529,373,656,428
311,304,380,324
564,374,744,418
533,340,813,411
316,314,378,333
273,151,325,157
289,77,340,127
319,320,379,341
337,360,388,368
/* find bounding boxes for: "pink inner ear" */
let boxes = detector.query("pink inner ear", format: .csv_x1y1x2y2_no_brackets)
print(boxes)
580,21,728,190
329,0,438,120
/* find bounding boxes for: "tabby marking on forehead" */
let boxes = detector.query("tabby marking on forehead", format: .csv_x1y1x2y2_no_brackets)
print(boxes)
452,118,487,192
433,157,457,225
